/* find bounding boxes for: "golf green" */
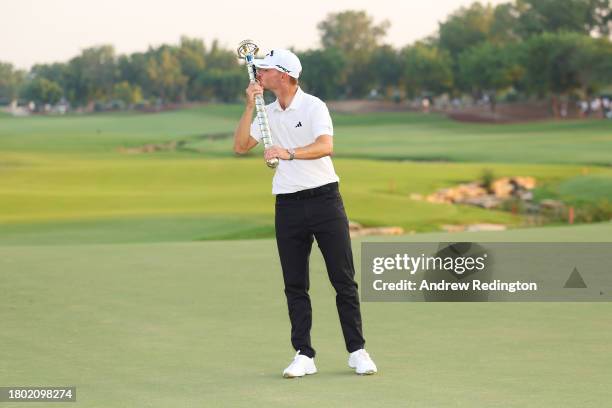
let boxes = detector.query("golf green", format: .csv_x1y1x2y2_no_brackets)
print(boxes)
1,224,611,407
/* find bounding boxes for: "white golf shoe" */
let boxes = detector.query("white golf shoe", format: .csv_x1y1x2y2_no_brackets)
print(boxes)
348,349,378,375
282,351,317,378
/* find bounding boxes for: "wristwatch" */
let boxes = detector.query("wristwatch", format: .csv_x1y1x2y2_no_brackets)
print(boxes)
287,148,296,161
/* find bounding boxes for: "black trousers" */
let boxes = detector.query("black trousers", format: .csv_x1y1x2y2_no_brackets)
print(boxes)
275,182,365,358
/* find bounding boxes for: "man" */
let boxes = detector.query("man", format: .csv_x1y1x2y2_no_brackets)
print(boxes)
233,48,377,378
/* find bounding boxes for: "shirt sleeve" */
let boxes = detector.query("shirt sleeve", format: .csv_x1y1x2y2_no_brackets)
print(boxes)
250,118,262,142
311,102,334,138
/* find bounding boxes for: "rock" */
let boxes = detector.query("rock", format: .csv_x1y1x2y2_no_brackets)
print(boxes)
514,176,536,189
409,193,423,201
492,176,536,198
441,223,507,233
350,226,405,238
426,176,537,206
348,220,404,237
492,177,514,198
441,224,466,233
349,221,363,231
465,223,507,232
540,199,565,209
460,196,503,209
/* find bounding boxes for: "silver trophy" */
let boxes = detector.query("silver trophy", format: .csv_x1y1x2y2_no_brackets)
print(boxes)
237,39,279,169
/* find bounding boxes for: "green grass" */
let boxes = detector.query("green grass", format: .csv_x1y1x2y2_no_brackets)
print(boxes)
2,105,612,407
556,175,612,204
1,230,611,407
3,155,612,243
0,215,276,246
2,106,611,164
333,114,612,166
0,106,238,154
1,104,611,242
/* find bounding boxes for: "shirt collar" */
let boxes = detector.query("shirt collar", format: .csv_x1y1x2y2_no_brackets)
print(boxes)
273,87,304,112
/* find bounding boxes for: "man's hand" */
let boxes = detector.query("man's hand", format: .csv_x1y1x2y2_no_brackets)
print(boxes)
245,82,264,108
265,145,290,161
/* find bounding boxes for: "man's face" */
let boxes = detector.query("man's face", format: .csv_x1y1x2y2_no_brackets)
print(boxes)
256,68,283,90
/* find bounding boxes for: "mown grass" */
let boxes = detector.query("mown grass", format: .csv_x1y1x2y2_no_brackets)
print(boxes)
2,106,611,164
1,105,610,243
2,153,611,244
1,230,611,407
2,105,611,407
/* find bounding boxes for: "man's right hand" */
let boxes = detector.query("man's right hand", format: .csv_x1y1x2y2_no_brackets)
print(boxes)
246,82,264,108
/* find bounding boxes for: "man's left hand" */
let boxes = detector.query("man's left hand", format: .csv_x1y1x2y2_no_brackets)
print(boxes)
265,145,290,161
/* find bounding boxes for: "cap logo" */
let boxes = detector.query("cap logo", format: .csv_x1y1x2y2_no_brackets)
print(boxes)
275,65,290,73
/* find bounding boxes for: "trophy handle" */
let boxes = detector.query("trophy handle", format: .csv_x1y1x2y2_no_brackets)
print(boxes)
236,40,279,169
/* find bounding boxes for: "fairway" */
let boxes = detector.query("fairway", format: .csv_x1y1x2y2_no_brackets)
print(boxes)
2,225,612,407
3,155,611,242
1,105,612,241
1,105,611,407
2,106,611,165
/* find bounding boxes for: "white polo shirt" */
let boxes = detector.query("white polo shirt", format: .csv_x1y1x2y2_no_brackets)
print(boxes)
250,87,340,194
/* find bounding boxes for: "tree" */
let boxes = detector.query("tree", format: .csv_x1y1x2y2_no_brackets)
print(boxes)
574,36,612,97
177,36,207,100
369,45,403,98
189,39,243,101
401,42,453,98
30,62,69,89
64,56,89,106
437,2,496,92
458,42,524,111
20,77,63,108
117,53,151,99
516,0,612,37
297,48,346,100
520,32,608,116
438,2,495,59
318,10,389,57
0,62,26,103
317,10,390,97
59,45,117,107
146,47,188,102
79,45,117,102
113,81,143,105
195,69,243,102
489,2,522,43
205,40,239,70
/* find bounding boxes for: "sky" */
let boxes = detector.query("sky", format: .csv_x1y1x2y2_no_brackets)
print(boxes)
2,0,506,70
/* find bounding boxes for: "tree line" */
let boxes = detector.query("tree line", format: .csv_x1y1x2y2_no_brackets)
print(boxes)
0,0,611,113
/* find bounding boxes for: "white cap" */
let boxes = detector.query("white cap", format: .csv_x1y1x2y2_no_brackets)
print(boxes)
254,49,302,79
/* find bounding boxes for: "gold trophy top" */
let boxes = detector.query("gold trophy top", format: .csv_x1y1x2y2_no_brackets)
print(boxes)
237,40,259,59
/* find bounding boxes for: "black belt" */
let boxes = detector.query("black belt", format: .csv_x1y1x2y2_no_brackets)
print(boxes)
276,182,338,200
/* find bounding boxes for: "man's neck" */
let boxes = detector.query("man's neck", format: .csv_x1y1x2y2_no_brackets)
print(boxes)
276,85,299,111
